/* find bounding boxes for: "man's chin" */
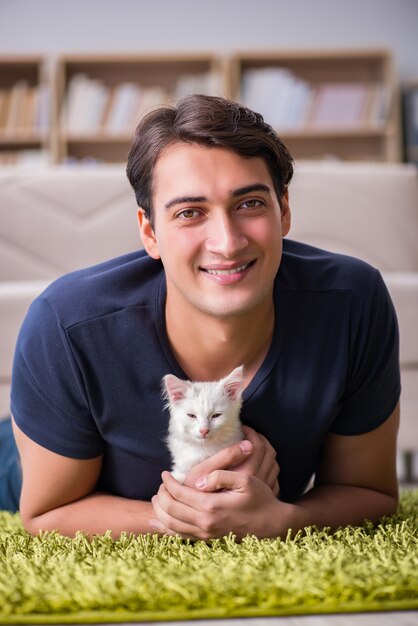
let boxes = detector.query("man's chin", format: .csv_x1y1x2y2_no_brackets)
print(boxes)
194,298,264,320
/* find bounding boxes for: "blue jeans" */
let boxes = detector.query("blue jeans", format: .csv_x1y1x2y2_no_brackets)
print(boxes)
0,416,22,512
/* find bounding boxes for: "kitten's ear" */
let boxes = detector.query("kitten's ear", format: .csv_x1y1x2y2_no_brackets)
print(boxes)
163,374,190,403
222,365,244,401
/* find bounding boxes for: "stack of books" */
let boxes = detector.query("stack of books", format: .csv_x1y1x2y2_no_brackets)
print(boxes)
0,81,49,135
240,67,390,131
61,71,222,135
309,82,388,128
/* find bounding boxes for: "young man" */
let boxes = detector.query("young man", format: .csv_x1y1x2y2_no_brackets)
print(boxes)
9,95,400,540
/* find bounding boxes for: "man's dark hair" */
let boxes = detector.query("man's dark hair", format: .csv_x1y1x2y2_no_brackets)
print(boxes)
126,94,294,225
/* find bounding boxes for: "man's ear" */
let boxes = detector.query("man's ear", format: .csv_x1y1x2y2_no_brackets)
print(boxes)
281,189,291,237
137,209,160,259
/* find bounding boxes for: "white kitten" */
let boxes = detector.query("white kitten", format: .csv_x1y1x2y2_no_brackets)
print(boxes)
162,366,245,483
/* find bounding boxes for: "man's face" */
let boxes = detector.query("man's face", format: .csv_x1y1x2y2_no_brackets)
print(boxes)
138,142,291,320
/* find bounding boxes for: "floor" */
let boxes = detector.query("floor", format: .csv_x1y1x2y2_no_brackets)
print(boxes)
88,614,418,626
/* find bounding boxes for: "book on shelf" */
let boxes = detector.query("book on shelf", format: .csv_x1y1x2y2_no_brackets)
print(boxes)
133,86,168,121
60,73,83,130
104,82,142,134
174,71,223,100
36,83,50,135
104,84,170,133
62,74,109,134
4,80,29,132
308,83,371,127
0,89,11,130
21,86,36,129
241,67,312,130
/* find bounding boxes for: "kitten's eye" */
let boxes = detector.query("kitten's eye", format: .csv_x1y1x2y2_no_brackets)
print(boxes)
212,413,222,419
187,413,197,419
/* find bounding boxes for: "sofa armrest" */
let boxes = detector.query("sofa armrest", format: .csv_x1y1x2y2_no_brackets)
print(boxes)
382,272,418,366
0,280,51,381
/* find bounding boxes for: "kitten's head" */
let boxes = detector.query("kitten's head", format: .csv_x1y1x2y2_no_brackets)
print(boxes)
162,366,244,443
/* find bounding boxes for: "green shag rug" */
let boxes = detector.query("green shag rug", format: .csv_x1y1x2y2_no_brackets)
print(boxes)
1,491,418,624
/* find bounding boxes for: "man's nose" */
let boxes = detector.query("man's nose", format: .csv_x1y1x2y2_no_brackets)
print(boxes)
205,213,248,257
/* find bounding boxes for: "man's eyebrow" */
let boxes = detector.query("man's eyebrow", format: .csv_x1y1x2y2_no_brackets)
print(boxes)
231,183,272,197
164,196,206,210
164,184,272,210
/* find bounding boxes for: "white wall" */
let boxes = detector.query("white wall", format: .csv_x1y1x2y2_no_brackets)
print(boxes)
0,0,417,81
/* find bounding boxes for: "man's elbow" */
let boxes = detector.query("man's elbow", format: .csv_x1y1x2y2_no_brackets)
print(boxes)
20,511,49,536
21,519,41,537
385,492,399,517
19,503,60,537
375,489,399,520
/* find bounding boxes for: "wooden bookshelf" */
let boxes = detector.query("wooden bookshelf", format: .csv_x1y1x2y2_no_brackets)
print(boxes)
54,54,227,163
229,49,401,162
0,55,51,165
0,49,404,165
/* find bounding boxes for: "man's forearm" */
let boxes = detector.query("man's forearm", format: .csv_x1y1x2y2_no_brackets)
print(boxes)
286,484,399,534
24,492,154,539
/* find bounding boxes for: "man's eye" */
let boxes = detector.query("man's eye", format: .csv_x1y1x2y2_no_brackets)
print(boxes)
177,209,200,219
240,199,263,209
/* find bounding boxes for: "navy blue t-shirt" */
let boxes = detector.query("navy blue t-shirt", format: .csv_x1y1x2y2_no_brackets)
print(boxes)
11,239,400,502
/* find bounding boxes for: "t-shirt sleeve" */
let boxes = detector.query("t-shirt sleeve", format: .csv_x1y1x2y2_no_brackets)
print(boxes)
11,295,104,459
331,269,401,435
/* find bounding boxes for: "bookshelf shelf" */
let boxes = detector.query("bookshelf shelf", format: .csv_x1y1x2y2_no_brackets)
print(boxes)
63,133,134,142
280,126,387,138
0,131,46,142
230,48,401,162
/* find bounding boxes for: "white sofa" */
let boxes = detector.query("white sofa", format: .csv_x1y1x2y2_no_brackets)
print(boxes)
1,163,417,465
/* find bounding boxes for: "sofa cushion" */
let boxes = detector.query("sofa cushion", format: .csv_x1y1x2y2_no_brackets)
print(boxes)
290,162,418,272
0,167,140,281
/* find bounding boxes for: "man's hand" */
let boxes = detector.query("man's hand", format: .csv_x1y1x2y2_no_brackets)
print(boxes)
150,469,288,541
150,426,282,540
235,425,279,496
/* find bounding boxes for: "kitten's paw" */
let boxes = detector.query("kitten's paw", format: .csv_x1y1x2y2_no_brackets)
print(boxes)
171,470,185,483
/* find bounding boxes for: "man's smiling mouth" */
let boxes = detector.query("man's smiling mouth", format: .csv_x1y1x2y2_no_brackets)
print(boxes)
200,260,256,276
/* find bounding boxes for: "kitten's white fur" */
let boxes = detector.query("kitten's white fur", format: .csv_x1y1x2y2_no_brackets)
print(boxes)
162,366,244,482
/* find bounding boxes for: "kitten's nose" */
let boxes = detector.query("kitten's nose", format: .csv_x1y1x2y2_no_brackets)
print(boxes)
199,428,209,437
